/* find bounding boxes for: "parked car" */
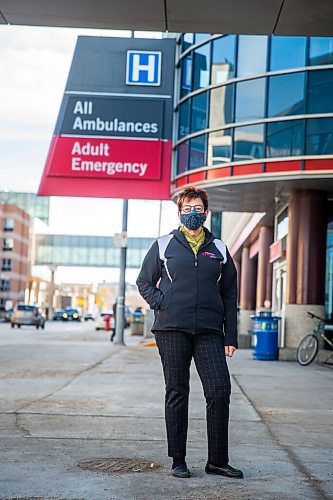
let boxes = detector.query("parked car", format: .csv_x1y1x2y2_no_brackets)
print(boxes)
53,309,65,321
84,313,95,321
95,311,115,331
4,308,13,322
11,303,45,330
62,308,81,321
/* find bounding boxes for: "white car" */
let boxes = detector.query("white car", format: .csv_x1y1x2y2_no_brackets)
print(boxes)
95,312,115,331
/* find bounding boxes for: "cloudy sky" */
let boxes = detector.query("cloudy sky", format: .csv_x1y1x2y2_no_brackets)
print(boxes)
0,25,179,283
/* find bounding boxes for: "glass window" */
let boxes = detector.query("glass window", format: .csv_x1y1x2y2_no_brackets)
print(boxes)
2,258,11,271
306,118,333,155
4,218,14,231
233,124,264,162
309,37,333,66
195,33,211,44
193,43,211,90
209,84,234,129
211,211,222,237
191,92,209,134
235,78,266,122
211,35,236,84
182,33,194,52
181,54,193,97
237,35,268,77
178,100,191,139
268,72,305,117
266,120,305,157
270,36,306,71
208,129,232,165
3,238,14,251
276,208,289,240
189,134,207,169
177,141,189,174
325,219,333,320
308,70,333,114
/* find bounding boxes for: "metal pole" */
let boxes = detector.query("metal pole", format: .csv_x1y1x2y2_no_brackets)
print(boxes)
114,199,128,345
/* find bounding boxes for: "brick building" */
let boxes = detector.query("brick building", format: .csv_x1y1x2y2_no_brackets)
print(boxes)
0,204,30,310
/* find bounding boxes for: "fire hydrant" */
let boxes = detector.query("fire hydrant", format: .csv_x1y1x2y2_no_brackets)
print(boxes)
104,314,111,331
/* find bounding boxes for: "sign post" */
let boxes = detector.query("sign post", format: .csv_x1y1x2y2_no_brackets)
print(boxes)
114,199,128,345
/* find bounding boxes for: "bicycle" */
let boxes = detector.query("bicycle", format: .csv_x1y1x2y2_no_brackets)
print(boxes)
296,311,333,366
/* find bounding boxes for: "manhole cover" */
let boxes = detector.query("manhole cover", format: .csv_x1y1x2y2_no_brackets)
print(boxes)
78,458,161,474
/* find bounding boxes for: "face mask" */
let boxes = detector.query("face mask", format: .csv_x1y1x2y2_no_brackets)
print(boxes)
180,210,207,230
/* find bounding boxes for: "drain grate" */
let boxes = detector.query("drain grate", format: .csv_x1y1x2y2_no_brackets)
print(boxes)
77,458,161,474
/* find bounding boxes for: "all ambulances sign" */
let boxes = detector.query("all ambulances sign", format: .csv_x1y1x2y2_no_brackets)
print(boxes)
38,37,175,200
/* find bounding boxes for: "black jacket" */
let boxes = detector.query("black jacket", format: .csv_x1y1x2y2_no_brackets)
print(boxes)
136,227,238,347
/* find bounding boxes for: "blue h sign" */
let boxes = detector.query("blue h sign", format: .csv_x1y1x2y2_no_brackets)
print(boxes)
126,51,162,86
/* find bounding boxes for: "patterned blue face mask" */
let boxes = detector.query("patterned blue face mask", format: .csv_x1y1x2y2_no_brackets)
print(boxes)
180,210,207,230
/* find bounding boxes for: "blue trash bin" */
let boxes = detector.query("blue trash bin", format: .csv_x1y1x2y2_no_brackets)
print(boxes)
251,314,280,360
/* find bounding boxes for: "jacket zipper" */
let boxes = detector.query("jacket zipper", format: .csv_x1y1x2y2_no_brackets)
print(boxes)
192,254,198,334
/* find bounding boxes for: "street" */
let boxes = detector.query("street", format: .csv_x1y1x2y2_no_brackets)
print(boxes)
0,321,332,499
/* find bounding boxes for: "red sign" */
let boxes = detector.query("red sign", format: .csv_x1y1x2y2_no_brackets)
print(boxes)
38,136,172,199
269,240,283,263
45,136,163,181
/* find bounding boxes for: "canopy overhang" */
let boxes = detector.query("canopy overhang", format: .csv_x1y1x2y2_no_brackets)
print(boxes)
1,0,333,36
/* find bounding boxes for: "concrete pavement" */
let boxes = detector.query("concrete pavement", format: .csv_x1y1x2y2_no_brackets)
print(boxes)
0,321,332,499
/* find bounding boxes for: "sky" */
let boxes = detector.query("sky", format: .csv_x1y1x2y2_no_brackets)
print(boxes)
0,25,179,284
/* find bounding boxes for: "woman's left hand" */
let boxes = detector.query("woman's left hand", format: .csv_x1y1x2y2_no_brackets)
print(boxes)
225,345,236,357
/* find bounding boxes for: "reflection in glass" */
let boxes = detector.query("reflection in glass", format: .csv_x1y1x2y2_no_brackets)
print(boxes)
178,141,189,174
270,36,306,71
266,120,304,157
178,100,191,139
208,129,232,165
209,84,234,129
195,33,211,44
308,70,333,114
237,36,268,77
211,35,236,84
309,37,333,66
233,124,264,161
189,135,207,169
211,211,222,238
325,220,333,320
268,72,305,117
193,43,211,90
182,33,194,52
181,54,193,97
235,78,266,122
191,92,209,134
306,118,333,155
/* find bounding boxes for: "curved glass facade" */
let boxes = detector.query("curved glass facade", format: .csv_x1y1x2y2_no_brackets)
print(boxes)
174,34,333,176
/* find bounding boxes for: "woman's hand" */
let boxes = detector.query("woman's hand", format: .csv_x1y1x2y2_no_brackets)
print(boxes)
225,345,236,357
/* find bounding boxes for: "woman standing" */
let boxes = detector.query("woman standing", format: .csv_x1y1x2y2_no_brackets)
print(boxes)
136,186,243,479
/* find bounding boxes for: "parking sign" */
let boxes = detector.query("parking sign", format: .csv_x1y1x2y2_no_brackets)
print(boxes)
126,50,162,86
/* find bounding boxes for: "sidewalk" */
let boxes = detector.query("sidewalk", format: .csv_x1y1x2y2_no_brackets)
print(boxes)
1,329,332,499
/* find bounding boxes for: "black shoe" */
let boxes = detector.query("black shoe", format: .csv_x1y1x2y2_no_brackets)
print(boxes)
172,463,190,478
205,462,243,478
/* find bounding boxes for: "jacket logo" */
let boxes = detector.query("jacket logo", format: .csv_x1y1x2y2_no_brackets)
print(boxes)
202,251,217,258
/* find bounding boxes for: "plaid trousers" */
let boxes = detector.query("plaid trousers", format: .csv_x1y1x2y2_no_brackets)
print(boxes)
155,331,231,467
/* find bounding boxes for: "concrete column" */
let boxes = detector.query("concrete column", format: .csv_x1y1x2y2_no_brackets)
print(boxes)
240,247,256,311
256,226,273,309
286,189,326,305
282,189,327,358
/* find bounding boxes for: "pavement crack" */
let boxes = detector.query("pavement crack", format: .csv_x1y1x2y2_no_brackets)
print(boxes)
15,413,32,437
13,348,122,414
232,374,329,500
